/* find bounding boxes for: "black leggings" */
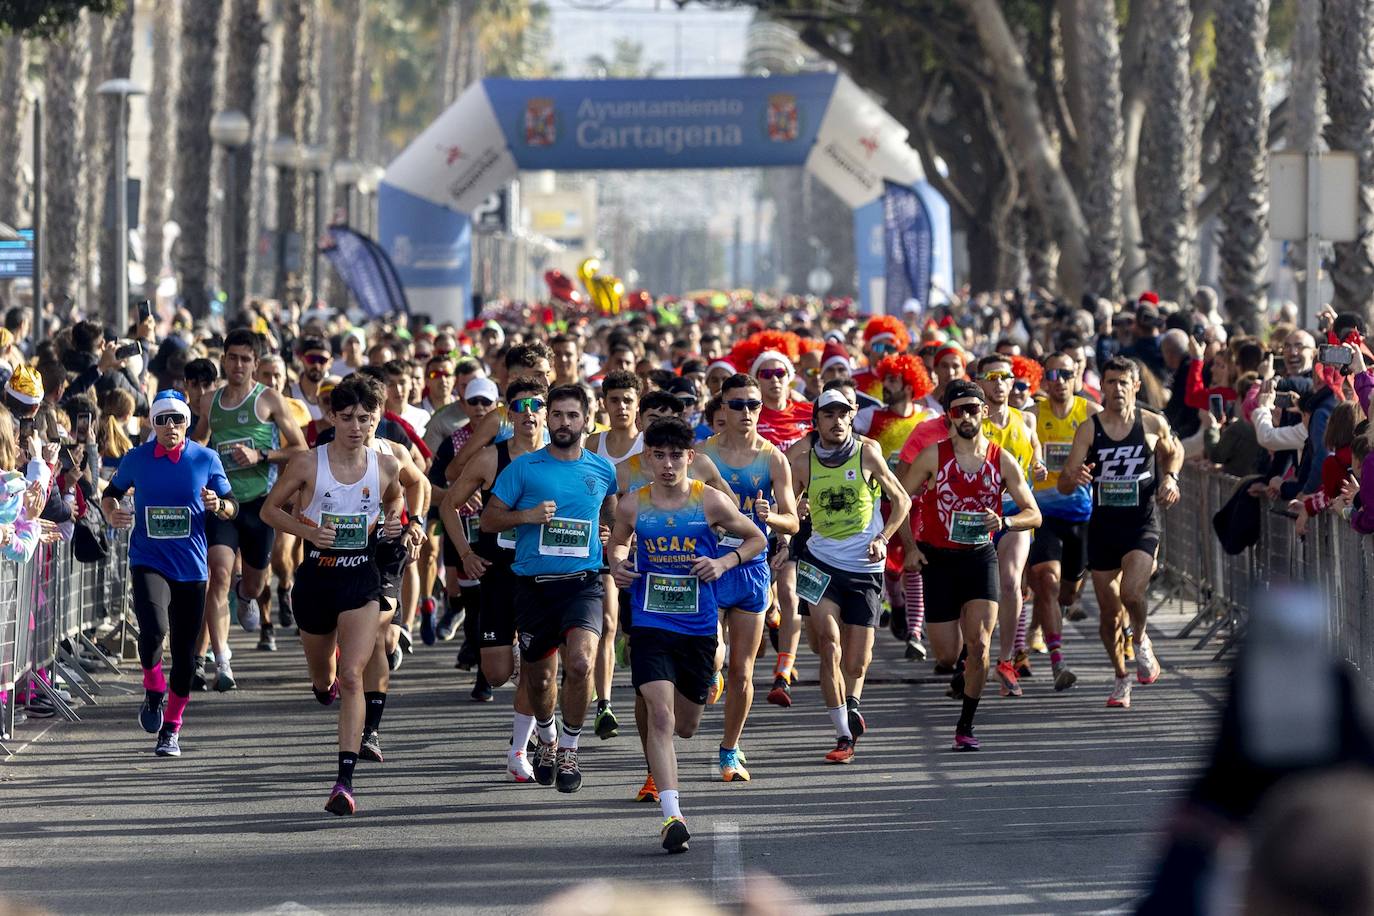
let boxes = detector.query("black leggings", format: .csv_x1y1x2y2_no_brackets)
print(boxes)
131,566,208,697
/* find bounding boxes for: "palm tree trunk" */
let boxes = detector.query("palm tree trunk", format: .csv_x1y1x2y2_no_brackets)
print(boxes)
81,14,107,316
326,0,365,307
223,0,265,312
1287,0,1324,311
275,0,309,301
1076,0,1124,299
1139,0,1197,303
1321,0,1374,319
0,36,30,228
43,18,90,310
143,1,180,293
1213,0,1270,328
171,0,226,316
98,3,135,322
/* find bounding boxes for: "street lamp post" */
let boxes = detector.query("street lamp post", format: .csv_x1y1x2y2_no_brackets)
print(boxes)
209,110,252,320
266,136,301,301
366,165,386,237
332,159,363,227
300,144,331,304
97,78,146,333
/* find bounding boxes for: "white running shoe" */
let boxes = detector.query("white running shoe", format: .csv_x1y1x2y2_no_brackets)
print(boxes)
236,589,261,632
1136,637,1161,685
1106,675,1131,708
507,749,535,783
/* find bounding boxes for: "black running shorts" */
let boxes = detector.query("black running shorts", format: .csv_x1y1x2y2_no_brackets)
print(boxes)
1087,518,1160,572
207,496,276,570
918,542,998,624
629,626,717,705
514,572,604,661
795,548,883,628
375,536,407,609
292,555,384,635
1028,515,1089,583
477,556,517,649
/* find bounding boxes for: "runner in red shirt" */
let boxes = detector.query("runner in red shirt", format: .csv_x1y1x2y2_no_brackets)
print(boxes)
851,316,910,402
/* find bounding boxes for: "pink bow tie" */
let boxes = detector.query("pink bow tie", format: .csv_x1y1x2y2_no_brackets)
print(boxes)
154,442,184,464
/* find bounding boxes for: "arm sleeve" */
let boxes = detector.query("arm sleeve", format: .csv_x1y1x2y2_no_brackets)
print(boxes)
1184,359,1209,410
1356,370,1374,415
1352,453,1374,534
1251,408,1309,451
490,457,522,510
108,450,135,493
1322,454,1349,499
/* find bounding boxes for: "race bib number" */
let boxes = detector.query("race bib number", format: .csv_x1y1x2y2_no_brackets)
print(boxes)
322,512,368,550
539,517,593,557
796,560,832,607
146,506,191,539
718,532,745,549
463,515,480,543
1100,479,1140,508
216,437,254,468
497,529,517,549
1044,442,1072,473
644,573,699,615
950,510,991,546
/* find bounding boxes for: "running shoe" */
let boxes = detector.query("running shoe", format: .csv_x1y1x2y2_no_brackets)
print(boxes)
825,736,856,764
1136,637,1161,685
419,598,437,646
614,633,630,669
235,585,261,633
952,725,979,751
934,660,957,675
555,747,582,793
436,608,462,642
766,675,792,708
325,783,355,816
905,638,927,661
154,727,181,757
889,608,907,642
878,608,891,631
945,671,965,700
1107,675,1132,708
396,625,414,655
508,748,535,782
313,679,340,706
277,585,294,629
533,739,557,786
257,625,276,652
635,772,659,802
661,816,691,854
706,670,725,705
995,660,1023,698
1029,626,1047,654
1052,663,1078,692
214,665,237,692
471,673,493,702
1013,649,1032,679
847,705,866,742
1122,627,1136,663
594,704,619,740
190,659,209,692
765,606,781,631
719,746,751,782
139,690,165,734
388,645,403,672
1065,603,1088,621
454,641,479,671
359,730,384,763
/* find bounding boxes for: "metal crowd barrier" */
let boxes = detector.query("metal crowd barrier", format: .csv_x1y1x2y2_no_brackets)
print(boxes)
1157,463,1374,673
0,532,131,750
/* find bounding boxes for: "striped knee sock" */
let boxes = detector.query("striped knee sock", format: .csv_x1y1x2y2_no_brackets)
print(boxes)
903,571,925,641
1015,602,1032,654
1048,634,1064,668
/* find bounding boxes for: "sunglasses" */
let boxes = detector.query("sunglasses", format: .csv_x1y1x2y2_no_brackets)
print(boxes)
466,397,494,408
803,367,819,378
918,345,940,357
1012,381,1029,393
727,398,763,412
427,369,451,380
756,367,789,380
415,352,433,363
948,403,983,418
871,342,898,355
153,413,187,427
510,397,545,414
980,371,1014,382
302,353,330,366
1044,368,1074,382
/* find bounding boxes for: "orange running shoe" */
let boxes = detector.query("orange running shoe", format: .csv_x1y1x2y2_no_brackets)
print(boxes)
634,772,659,803
824,736,855,764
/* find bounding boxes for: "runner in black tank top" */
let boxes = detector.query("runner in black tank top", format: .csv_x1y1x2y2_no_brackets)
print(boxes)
1086,411,1160,553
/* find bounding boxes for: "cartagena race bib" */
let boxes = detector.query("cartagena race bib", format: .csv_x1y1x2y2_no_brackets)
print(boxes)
1044,442,1072,472
950,510,991,546
323,512,368,550
539,517,593,557
796,560,832,607
215,437,254,468
1100,479,1140,508
146,506,191,539
463,515,480,544
717,531,745,549
644,573,699,615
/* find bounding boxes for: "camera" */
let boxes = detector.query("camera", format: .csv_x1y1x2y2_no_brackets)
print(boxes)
1318,344,1353,367
114,341,142,361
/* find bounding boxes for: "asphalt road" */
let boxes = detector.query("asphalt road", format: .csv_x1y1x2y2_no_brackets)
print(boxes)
0,596,1227,915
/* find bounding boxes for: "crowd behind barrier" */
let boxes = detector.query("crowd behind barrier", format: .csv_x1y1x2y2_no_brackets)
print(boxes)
0,531,130,747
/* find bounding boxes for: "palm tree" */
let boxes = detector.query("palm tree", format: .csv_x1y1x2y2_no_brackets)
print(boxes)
326,0,365,307
0,35,29,228
1214,0,1270,328
1287,0,1324,311
222,0,265,310
97,2,134,319
43,17,90,310
1076,0,1123,300
171,0,225,316
80,13,106,314
143,0,181,292
275,0,310,300
1138,0,1196,303
1321,0,1374,317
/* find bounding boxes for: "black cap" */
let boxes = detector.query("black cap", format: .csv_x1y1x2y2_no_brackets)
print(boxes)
942,379,986,412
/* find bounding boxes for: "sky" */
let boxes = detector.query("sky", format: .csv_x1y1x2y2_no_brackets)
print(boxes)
546,0,754,79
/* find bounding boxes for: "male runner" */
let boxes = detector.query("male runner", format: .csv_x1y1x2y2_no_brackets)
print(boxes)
290,336,332,421
1058,356,1181,709
1028,351,1099,692
974,353,1044,699
790,387,911,763
261,374,405,815
192,328,306,690
103,391,236,757
609,418,766,853
481,384,618,793
442,378,549,775
700,373,798,780
255,353,312,646
903,381,1041,749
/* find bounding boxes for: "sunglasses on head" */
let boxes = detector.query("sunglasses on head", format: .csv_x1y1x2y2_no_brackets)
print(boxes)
427,369,450,379
948,402,982,418
980,370,1013,382
756,367,789,381
153,413,187,427
1044,368,1074,382
727,398,763,412
510,397,545,414
466,396,494,408
303,353,330,366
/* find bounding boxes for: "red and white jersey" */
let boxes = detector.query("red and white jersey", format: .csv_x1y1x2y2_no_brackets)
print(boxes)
757,399,813,450
919,439,1004,551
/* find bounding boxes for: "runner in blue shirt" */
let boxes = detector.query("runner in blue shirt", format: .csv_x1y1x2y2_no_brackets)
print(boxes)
483,384,617,794
102,391,236,758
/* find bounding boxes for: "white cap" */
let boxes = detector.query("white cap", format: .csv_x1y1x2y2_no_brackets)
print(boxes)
815,389,855,412
150,389,192,423
465,377,499,402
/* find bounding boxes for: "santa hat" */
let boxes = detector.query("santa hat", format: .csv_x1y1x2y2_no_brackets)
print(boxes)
707,359,736,376
1138,291,1160,305
933,343,967,366
821,342,851,373
750,350,794,378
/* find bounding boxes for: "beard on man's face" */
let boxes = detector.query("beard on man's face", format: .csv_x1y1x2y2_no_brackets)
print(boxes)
551,427,580,447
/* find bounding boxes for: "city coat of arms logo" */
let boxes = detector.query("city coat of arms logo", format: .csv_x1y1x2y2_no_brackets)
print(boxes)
525,98,557,146
767,93,799,142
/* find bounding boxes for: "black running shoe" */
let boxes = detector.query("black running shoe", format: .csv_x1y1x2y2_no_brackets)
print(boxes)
455,641,479,671
359,730,384,763
846,705,866,742
388,645,403,672
661,816,691,853
139,690,165,734
555,747,582,793
396,626,414,655
190,659,209,692
945,671,965,700
470,672,493,702
420,598,437,646
154,727,181,757
436,609,462,642
889,608,908,642
257,625,276,652
533,740,557,786
594,704,619,740
879,608,891,630
933,661,956,676
277,586,294,628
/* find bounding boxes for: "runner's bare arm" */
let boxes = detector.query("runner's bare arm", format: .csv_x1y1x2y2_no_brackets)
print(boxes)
1057,419,1096,495
190,391,213,444
901,441,939,496
1148,412,1183,507
261,388,307,461
451,410,504,480
787,445,809,496
862,439,912,539
765,448,799,535
607,492,638,575
380,454,405,537
260,452,317,540
703,486,768,564
690,452,731,495
999,450,1042,532
440,450,495,579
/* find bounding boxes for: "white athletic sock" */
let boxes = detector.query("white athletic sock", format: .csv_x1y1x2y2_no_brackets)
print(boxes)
535,716,556,744
828,705,852,739
558,723,581,750
214,645,232,667
660,788,682,820
511,713,535,754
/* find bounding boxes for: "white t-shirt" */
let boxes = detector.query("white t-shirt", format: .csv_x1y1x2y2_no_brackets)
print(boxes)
401,404,431,438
